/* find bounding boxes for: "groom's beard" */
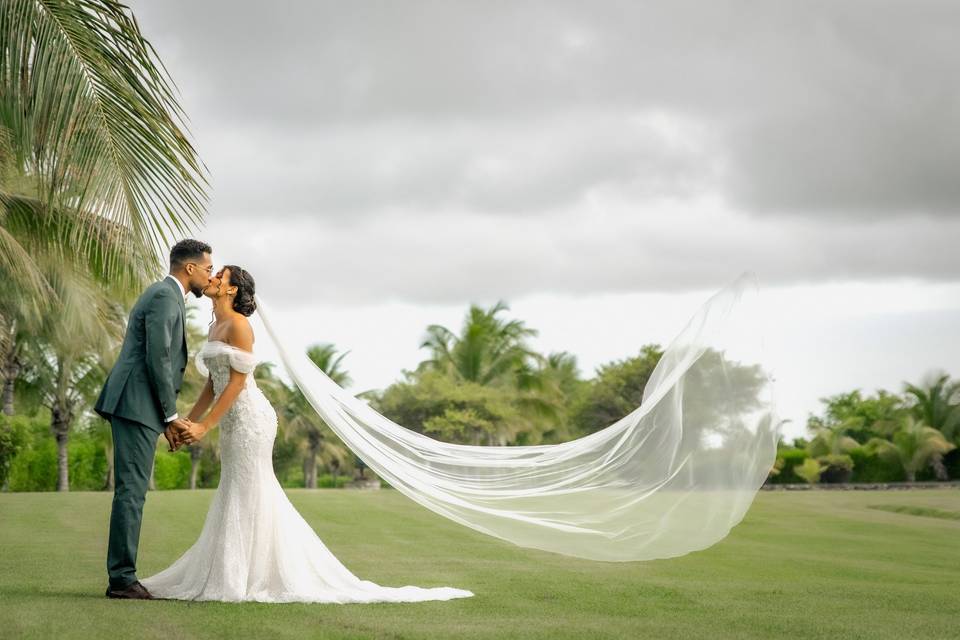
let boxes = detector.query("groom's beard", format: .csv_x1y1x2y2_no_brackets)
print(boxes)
190,284,205,298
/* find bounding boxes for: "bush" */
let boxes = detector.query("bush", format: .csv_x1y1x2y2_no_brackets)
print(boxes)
8,437,57,491
317,473,350,488
768,448,809,484
68,436,109,490
794,458,823,484
195,447,221,488
818,454,854,483
849,446,905,483
0,414,32,488
273,436,303,488
278,463,305,488
153,449,191,490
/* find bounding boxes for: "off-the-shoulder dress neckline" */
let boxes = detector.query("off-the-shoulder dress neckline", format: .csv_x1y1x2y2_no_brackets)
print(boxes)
204,339,254,355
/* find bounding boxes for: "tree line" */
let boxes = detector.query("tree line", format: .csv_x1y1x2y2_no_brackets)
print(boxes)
770,378,959,484
2,284,957,491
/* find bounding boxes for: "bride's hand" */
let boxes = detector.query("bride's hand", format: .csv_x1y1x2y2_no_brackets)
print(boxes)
180,420,211,446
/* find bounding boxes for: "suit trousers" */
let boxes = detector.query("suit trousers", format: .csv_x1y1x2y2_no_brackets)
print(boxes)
106,415,160,589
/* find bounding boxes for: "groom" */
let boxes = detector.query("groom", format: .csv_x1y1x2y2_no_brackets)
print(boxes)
95,239,213,599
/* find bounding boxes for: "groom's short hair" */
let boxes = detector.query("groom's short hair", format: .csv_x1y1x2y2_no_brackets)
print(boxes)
170,239,212,269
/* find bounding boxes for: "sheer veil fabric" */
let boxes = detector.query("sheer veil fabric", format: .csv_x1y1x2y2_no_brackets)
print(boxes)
257,271,780,562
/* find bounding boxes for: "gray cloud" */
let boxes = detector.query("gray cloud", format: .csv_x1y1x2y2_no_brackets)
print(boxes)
128,0,960,304
133,0,960,220
207,207,960,306
200,112,716,218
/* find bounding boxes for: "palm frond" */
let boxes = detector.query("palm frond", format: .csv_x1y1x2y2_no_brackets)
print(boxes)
0,0,208,274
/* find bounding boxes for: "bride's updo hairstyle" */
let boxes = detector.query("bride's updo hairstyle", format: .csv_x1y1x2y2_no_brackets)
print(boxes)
224,265,257,317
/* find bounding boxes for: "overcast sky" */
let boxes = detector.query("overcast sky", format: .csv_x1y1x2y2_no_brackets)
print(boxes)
130,1,960,441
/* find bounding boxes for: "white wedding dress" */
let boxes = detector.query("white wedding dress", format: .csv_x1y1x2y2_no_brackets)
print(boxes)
140,340,474,603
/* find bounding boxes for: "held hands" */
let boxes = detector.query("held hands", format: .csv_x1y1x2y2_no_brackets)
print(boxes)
179,420,210,447
163,419,187,452
165,418,209,452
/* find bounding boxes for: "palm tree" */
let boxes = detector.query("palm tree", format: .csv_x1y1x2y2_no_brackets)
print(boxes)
283,344,352,489
282,393,350,489
904,373,960,444
18,259,125,490
417,303,583,445
513,351,582,444
0,0,208,288
866,416,956,481
419,301,540,386
806,423,860,458
305,344,352,388
2,1,207,419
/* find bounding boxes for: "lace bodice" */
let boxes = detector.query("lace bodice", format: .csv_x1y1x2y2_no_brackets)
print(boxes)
195,340,277,477
195,340,258,396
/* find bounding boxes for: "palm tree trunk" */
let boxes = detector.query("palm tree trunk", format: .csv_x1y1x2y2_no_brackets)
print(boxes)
906,469,916,482
1,322,17,416
54,423,69,492
331,460,340,488
305,448,319,489
190,445,202,489
2,353,18,416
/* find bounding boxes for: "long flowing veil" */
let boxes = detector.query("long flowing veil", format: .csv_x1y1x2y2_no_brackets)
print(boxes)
255,272,779,562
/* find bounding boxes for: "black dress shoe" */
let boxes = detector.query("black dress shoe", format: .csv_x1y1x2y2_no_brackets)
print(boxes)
105,581,154,600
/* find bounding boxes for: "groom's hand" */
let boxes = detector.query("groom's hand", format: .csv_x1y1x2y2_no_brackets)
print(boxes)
165,418,193,452
163,425,180,452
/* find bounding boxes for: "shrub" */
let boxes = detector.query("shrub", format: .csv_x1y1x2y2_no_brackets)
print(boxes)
68,437,109,490
8,438,57,491
818,454,854,483
0,414,32,488
848,446,905,483
317,473,350,488
794,458,823,484
278,463,305,489
153,450,191,490
769,448,809,484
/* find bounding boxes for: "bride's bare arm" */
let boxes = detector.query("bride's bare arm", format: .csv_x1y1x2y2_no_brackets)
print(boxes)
186,320,254,442
187,377,215,422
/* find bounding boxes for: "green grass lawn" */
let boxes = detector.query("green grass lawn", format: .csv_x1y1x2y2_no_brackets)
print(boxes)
1,488,957,640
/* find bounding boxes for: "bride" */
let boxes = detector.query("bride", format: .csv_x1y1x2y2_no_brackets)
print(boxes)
139,265,474,603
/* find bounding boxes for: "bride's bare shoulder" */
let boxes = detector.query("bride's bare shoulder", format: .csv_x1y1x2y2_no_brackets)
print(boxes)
226,315,254,351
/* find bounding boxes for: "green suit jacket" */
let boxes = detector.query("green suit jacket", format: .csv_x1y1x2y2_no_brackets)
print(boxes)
95,277,188,433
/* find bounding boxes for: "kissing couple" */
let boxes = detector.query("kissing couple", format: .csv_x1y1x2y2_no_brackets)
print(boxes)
95,239,473,603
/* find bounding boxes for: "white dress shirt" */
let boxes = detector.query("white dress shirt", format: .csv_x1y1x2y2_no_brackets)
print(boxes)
162,274,188,423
